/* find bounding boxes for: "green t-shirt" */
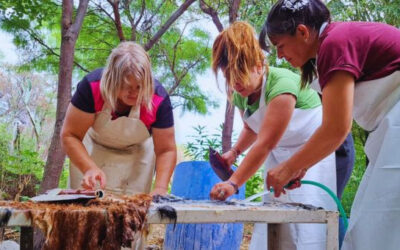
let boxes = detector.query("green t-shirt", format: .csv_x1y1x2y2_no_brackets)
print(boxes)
233,67,320,115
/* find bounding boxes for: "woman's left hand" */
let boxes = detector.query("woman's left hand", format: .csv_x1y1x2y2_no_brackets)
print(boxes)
150,187,168,196
266,162,305,197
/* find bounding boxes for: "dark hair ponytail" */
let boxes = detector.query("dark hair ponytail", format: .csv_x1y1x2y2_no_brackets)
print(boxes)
301,58,317,88
259,0,330,87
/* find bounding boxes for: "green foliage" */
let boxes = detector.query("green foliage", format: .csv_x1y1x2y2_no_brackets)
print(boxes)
0,0,61,73
341,123,368,215
151,26,218,114
245,170,264,200
1,0,219,115
184,124,264,198
58,158,70,189
184,125,222,161
0,124,43,198
0,125,43,179
328,0,400,26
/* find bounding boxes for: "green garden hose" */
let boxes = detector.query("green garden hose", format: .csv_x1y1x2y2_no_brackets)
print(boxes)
245,179,349,229
299,180,348,229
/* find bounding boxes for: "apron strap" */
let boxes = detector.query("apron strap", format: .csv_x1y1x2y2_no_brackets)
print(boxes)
128,105,140,119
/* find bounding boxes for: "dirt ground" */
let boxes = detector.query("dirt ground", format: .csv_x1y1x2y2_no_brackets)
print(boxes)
147,223,254,250
3,224,254,249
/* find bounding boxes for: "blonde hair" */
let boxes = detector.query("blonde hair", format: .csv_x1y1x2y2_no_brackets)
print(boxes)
212,21,267,100
100,41,154,111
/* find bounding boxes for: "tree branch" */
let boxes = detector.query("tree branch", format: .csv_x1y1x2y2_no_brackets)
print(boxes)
144,0,197,51
26,29,89,72
134,0,146,27
199,0,224,32
71,0,90,36
92,1,115,22
169,56,203,95
229,0,241,24
144,0,167,28
107,0,125,41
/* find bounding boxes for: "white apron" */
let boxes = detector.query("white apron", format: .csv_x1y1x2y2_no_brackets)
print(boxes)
248,76,337,250
342,71,400,250
69,103,156,194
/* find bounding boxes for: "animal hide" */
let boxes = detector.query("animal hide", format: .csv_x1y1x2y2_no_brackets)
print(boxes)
0,193,152,250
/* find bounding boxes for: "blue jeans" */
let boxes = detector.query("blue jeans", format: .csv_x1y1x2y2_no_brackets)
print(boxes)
335,133,355,248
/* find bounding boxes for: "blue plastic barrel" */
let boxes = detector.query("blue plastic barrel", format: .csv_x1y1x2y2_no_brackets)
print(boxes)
163,161,245,250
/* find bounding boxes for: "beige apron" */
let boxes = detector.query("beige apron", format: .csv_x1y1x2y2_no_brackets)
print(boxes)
69,103,155,195
249,75,337,250
342,71,400,250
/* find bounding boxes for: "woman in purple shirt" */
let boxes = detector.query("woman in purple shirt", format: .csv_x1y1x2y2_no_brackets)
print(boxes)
259,0,400,249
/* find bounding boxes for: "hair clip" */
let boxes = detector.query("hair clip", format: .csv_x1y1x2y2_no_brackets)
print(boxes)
282,0,309,12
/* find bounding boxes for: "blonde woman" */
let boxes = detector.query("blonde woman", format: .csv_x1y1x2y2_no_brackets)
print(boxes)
209,22,336,250
61,42,176,197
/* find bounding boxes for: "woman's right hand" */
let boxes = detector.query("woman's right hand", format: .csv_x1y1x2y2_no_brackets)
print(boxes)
221,150,237,167
210,181,236,201
81,167,106,190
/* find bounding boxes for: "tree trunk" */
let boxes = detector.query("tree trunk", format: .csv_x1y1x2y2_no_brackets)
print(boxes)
221,0,241,153
39,0,89,194
222,101,235,153
36,1,89,248
38,38,72,193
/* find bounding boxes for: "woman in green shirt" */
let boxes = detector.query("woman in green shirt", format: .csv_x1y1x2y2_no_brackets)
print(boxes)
209,21,336,250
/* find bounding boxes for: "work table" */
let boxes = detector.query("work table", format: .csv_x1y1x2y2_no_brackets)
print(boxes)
0,200,338,250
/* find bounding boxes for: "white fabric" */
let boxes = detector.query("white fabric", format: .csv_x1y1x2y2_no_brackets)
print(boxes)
69,103,155,195
352,71,400,131
310,78,321,94
243,74,269,134
342,73,400,250
246,76,337,250
0,241,19,250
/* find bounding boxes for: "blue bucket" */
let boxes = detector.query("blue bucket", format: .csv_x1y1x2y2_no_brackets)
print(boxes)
163,161,245,250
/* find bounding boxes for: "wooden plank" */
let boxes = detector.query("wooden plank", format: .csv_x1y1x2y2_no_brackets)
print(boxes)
147,203,335,224
1,203,338,225
268,224,281,250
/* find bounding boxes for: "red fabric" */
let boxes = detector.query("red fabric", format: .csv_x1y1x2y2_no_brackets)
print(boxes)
90,81,104,113
140,94,163,129
317,22,400,89
89,81,163,129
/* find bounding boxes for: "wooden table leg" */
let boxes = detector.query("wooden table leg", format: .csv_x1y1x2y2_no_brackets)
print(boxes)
326,213,339,250
268,223,281,250
20,227,33,250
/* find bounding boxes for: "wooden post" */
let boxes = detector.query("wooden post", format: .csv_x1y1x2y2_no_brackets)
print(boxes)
20,227,33,250
268,223,281,250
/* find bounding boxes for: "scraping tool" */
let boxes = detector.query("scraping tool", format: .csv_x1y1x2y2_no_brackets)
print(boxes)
209,147,234,181
30,188,104,202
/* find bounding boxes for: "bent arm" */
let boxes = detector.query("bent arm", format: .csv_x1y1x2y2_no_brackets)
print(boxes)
152,126,177,194
60,104,98,173
285,71,354,172
230,94,297,187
